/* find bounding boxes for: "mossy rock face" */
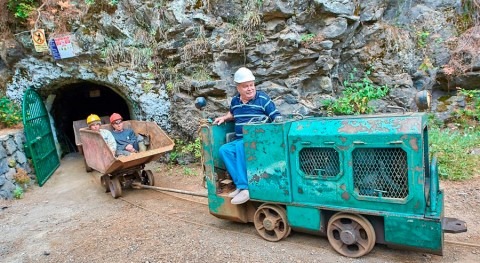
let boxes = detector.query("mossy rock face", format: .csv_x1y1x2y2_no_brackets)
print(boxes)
436,103,448,112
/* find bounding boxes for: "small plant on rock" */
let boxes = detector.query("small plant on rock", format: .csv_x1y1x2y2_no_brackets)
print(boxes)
0,96,22,127
14,168,31,186
451,88,480,130
322,69,389,115
13,186,24,199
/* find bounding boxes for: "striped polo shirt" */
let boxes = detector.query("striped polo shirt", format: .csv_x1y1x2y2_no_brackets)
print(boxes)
230,90,280,138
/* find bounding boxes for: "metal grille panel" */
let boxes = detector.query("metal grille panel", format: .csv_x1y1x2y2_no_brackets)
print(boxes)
352,148,408,199
22,89,60,186
299,148,339,178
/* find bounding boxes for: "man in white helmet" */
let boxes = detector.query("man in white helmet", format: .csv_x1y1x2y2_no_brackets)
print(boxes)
213,67,280,204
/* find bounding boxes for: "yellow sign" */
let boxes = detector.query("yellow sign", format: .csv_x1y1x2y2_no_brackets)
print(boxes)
31,29,49,52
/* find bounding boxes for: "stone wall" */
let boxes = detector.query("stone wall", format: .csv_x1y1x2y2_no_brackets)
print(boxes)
0,129,34,199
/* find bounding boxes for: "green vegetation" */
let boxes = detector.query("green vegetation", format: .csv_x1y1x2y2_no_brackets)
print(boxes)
7,0,37,20
183,166,195,176
416,30,430,48
418,56,434,72
322,69,389,115
428,89,480,181
13,186,24,199
451,89,480,130
0,97,22,127
169,137,202,164
300,33,315,43
429,126,480,180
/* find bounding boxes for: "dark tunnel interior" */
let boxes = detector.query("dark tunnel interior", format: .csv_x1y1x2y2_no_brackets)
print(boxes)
49,82,130,155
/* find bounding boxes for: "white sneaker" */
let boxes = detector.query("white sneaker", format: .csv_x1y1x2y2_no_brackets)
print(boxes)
231,190,250,205
228,188,241,198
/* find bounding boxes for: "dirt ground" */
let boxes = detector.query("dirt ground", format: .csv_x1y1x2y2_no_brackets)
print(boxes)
1,153,479,263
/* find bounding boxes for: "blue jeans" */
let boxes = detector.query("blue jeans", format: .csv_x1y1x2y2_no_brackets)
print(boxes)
219,139,248,190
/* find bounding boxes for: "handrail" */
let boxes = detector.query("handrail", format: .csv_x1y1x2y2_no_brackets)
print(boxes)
429,154,439,213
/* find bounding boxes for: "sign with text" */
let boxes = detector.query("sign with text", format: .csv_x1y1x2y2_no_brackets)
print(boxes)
31,29,49,52
48,39,61,60
48,35,77,59
54,35,76,59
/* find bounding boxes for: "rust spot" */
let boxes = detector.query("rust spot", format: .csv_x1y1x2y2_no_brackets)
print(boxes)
338,146,349,151
247,156,256,161
255,128,265,133
409,138,418,151
417,175,424,185
414,200,420,210
251,175,260,182
398,119,421,133
261,172,269,179
338,120,373,133
340,184,346,191
243,129,249,135
341,191,350,200
249,142,257,149
298,187,303,194
339,136,347,143
290,144,296,153
283,189,289,195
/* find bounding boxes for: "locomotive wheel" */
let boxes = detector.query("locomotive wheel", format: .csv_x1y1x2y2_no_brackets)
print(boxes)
141,170,155,186
253,204,291,242
108,176,122,198
327,213,376,258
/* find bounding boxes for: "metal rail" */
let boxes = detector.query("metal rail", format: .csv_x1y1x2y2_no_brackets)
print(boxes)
133,183,208,197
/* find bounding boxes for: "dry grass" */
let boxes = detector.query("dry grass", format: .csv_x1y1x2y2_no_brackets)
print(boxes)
182,27,209,63
444,26,480,78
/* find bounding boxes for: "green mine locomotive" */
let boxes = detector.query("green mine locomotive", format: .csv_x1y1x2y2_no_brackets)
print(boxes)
199,107,466,258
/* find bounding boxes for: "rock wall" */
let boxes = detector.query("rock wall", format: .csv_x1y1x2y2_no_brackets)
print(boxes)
0,129,34,199
1,0,479,139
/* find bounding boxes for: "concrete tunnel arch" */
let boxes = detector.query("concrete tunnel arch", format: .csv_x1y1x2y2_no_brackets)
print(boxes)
43,81,132,156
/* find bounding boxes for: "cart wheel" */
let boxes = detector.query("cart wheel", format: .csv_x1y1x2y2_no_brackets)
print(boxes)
100,175,111,193
253,204,291,242
142,170,155,186
108,176,122,198
327,213,376,258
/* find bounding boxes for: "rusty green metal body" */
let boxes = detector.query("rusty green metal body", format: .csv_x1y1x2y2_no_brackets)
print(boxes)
200,113,458,256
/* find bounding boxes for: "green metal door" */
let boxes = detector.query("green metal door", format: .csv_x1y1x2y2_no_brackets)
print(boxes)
22,89,60,186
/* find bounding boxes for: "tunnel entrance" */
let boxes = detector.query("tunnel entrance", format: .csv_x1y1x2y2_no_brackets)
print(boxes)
49,82,130,155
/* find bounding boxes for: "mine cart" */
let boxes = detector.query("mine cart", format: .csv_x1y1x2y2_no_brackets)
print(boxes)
77,120,174,198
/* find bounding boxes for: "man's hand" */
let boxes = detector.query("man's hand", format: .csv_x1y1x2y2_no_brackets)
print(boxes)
213,112,233,125
125,144,136,153
213,116,226,125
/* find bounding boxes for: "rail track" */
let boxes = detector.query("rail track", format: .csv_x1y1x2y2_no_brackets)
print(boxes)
121,185,480,251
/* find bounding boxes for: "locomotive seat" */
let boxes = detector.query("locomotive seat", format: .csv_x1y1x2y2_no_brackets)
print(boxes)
226,132,236,143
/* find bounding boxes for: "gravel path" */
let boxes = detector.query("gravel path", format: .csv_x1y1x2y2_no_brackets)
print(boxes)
1,153,478,262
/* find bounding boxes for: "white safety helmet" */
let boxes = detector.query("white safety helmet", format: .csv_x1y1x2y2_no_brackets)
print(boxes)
233,67,255,84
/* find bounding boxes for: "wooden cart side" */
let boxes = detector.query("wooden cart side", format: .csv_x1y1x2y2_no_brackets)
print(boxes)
129,120,175,149
79,128,117,174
